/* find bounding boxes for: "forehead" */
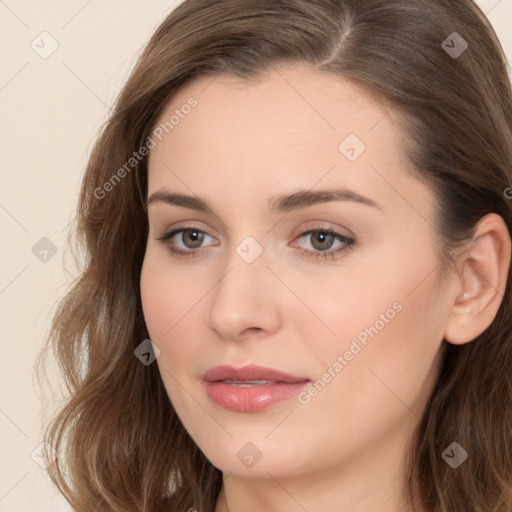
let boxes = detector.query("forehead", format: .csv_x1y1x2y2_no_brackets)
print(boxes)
150,65,398,164
146,64,432,223
151,65,391,152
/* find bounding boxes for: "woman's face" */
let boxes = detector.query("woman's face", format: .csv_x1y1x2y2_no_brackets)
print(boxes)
140,64,453,481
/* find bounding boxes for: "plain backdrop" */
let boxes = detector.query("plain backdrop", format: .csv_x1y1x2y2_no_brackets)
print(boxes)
1,1,511,510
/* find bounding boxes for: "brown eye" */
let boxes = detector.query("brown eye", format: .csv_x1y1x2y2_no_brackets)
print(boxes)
293,228,355,261
156,226,216,258
309,230,335,251
180,229,205,249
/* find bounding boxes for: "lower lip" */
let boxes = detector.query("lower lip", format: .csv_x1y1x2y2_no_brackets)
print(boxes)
204,381,310,413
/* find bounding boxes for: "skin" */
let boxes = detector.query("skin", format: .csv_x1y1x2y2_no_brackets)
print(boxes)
140,64,510,512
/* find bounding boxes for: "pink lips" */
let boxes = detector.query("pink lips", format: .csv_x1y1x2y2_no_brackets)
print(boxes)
203,364,310,413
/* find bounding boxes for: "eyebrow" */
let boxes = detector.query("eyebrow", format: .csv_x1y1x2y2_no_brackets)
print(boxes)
145,186,381,214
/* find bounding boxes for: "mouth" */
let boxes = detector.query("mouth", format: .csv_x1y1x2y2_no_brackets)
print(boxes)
202,364,311,413
203,364,309,383
220,379,280,387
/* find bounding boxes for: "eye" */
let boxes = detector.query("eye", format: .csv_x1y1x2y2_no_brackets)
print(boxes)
156,224,355,261
156,226,217,258
293,228,355,260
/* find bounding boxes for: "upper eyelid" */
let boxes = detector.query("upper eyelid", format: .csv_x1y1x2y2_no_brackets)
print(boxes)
157,225,354,245
155,219,353,236
157,224,211,240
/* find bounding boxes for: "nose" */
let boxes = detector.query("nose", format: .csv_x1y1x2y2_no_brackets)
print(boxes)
207,245,282,342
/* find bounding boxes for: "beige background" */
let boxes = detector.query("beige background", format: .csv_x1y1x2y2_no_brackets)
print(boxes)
0,1,511,510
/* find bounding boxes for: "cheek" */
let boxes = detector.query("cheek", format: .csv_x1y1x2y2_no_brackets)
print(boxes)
140,254,170,341
280,258,447,470
306,248,447,421
140,249,205,341
139,249,218,405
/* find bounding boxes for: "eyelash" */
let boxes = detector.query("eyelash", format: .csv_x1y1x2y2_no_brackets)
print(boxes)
156,225,355,261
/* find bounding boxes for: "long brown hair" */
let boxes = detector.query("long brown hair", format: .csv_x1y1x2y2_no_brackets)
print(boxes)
37,1,512,510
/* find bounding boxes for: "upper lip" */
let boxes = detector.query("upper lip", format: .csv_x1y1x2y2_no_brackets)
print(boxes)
203,364,310,383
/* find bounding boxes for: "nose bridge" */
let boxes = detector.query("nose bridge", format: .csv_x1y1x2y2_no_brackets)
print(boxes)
207,233,281,340
221,229,269,287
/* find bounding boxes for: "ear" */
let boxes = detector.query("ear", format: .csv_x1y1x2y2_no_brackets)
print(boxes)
444,213,511,345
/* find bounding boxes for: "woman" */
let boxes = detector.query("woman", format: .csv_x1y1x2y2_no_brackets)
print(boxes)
39,0,512,511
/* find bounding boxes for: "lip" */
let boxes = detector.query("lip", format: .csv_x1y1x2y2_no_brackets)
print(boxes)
203,364,308,383
203,364,310,413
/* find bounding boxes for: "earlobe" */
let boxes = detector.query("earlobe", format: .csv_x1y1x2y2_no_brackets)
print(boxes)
444,213,511,345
